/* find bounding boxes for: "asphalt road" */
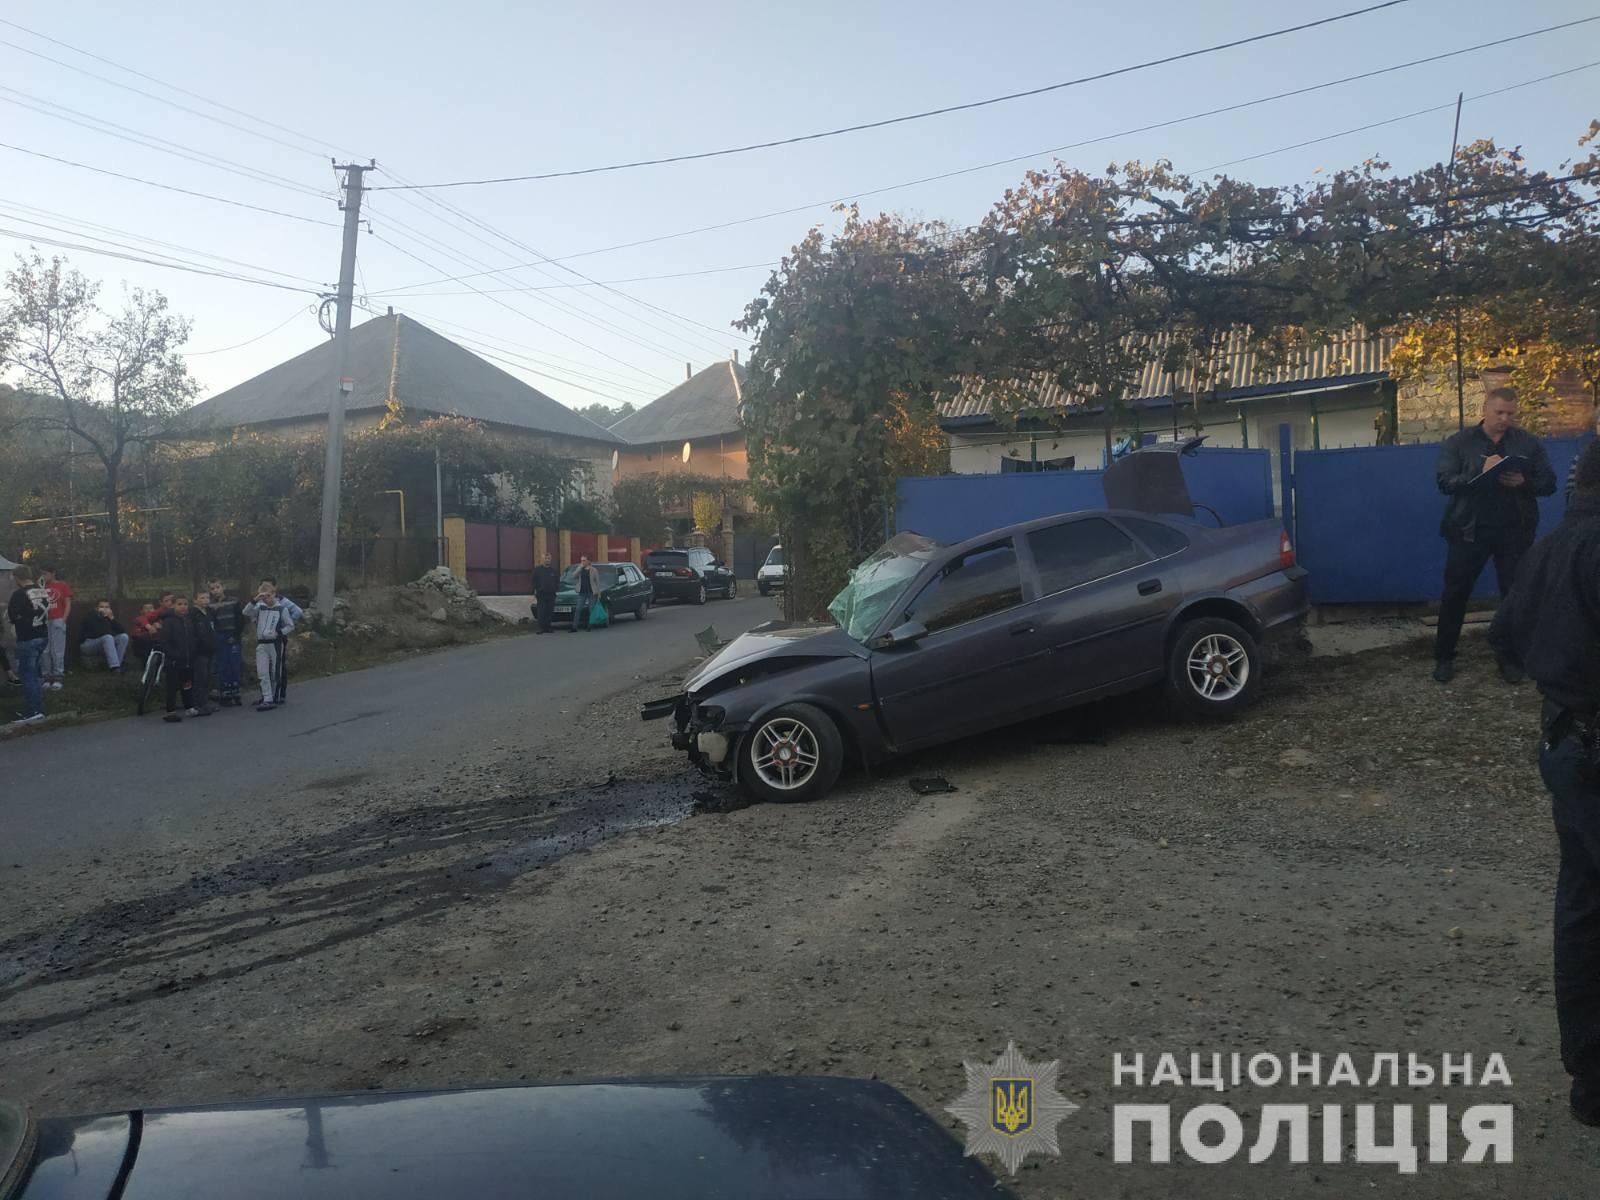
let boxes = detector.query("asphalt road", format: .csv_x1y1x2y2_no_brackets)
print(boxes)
0,592,776,867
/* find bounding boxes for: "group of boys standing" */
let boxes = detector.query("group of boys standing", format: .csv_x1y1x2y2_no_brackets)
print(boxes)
6,572,303,725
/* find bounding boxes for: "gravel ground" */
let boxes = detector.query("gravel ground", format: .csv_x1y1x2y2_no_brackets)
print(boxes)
2,625,1594,1198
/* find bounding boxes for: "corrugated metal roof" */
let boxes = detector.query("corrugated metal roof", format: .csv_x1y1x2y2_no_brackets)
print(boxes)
185,314,623,443
611,360,746,445
941,327,1395,421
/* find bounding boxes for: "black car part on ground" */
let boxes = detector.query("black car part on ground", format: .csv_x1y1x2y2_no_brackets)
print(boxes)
9,1077,1014,1200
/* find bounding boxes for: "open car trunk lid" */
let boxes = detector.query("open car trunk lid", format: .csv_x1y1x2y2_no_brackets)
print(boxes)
1101,435,1205,517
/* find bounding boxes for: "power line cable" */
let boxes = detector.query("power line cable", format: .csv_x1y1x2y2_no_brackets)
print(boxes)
376,23,1600,291
185,306,314,355
368,261,777,298
1190,60,1600,172
0,140,339,226
378,171,744,352
368,0,1416,190
0,227,325,294
0,16,353,159
367,230,676,387
0,36,332,160
0,87,328,198
0,197,328,286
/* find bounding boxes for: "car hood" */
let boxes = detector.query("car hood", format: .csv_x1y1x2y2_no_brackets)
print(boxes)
685,622,864,692
19,1078,1011,1200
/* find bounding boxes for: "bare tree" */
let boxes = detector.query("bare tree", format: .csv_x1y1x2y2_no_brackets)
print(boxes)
0,254,196,596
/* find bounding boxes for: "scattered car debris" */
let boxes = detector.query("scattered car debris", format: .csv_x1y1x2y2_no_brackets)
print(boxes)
909,777,957,795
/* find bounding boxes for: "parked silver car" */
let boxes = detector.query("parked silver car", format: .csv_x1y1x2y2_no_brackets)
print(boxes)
645,443,1310,803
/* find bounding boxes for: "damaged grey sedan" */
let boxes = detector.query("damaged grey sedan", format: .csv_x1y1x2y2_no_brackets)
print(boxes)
643,441,1310,804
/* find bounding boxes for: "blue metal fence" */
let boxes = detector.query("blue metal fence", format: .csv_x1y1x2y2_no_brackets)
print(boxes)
1293,436,1586,603
895,434,1591,603
896,447,1274,543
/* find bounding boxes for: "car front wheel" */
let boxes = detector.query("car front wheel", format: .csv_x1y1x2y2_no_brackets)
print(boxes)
738,703,844,804
725,578,737,599
1166,617,1262,717
758,582,770,596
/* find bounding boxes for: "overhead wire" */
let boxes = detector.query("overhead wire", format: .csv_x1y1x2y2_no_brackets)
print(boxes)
0,86,330,198
185,306,315,355
367,261,778,298
367,0,1416,190
0,197,328,286
0,141,339,226
0,227,325,294
376,25,1600,292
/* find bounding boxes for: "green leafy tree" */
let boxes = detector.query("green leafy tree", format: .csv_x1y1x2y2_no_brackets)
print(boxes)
573,399,636,429
0,254,196,595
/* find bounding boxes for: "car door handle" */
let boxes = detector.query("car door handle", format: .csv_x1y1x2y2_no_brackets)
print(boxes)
1137,579,1163,596
1008,621,1035,636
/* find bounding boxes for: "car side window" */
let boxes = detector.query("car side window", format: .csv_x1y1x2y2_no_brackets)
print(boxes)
903,540,1023,634
1118,516,1190,558
1027,518,1150,595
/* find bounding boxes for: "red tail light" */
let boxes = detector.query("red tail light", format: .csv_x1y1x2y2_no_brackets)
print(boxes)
675,567,694,577
1279,530,1294,568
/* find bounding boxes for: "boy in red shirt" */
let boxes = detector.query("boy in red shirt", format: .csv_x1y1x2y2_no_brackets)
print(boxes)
38,567,72,690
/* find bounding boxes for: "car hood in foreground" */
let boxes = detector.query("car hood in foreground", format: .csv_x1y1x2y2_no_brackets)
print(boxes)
684,622,865,692
19,1077,1011,1200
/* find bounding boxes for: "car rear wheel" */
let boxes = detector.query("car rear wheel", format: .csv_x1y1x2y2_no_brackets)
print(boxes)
738,703,844,804
1166,617,1261,717
693,582,707,605
636,599,649,620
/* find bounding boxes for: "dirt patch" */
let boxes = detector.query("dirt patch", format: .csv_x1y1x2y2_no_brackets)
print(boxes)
1,628,1593,1197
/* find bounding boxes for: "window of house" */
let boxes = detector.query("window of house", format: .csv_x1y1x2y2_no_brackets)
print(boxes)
903,540,1022,633
1027,519,1149,595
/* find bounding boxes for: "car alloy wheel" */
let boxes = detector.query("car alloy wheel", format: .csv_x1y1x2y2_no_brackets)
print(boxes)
749,716,821,791
695,583,707,605
1186,632,1249,701
726,579,737,599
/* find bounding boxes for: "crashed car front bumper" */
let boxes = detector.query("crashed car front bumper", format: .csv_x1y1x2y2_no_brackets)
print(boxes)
642,694,737,778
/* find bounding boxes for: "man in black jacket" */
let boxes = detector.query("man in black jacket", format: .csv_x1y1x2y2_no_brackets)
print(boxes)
1488,439,1600,1128
1432,388,1556,682
532,555,558,635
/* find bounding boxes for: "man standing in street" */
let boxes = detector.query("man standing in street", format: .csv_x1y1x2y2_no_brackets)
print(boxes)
6,567,49,724
1488,440,1600,1128
532,554,558,635
571,555,599,633
207,579,245,706
1432,387,1556,683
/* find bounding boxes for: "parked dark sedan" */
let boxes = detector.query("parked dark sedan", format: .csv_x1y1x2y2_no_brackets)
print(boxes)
552,562,654,627
644,547,737,605
645,443,1310,803
2,1077,1013,1200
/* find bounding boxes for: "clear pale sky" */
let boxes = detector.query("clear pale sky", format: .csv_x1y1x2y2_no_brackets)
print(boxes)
2,0,1596,409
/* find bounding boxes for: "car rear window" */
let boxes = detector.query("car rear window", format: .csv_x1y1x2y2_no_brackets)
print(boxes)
1118,516,1191,558
1027,518,1149,595
645,551,688,566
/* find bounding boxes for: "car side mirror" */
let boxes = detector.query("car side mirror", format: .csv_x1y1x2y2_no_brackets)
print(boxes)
869,620,928,651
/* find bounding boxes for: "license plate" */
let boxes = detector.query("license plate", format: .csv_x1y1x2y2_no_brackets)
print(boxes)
654,571,676,578
554,607,572,616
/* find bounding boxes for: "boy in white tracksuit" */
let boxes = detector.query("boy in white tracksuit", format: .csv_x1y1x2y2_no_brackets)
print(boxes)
242,578,295,711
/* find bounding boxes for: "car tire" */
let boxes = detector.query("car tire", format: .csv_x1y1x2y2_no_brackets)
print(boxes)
636,600,649,621
725,578,737,599
737,702,844,804
758,583,770,596
694,583,707,606
1165,617,1262,718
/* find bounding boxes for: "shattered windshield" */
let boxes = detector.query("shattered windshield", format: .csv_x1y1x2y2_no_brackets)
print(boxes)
827,531,944,642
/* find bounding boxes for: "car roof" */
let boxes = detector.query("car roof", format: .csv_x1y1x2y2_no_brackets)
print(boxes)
929,508,1199,559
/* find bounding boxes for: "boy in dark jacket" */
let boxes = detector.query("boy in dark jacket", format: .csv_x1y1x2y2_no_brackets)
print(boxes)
207,579,245,706
189,591,219,715
158,596,215,722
